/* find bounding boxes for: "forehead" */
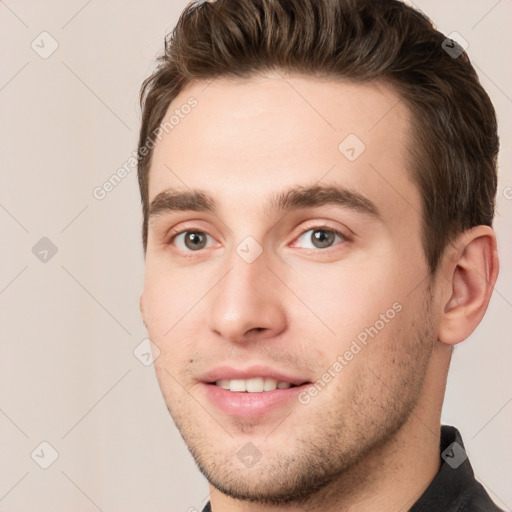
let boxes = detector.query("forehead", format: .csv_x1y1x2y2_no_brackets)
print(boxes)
148,73,419,224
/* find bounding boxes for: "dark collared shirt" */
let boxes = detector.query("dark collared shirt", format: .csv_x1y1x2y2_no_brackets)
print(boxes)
202,425,503,511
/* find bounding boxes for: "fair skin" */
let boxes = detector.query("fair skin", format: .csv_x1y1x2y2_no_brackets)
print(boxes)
140,73,498,511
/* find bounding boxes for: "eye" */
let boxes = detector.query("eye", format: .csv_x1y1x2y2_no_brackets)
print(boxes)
294,227,346,249
172,230,213,251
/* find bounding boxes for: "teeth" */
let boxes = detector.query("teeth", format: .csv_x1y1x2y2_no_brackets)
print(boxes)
246,377,265,392
230,379,247,392
216,379,231,390
215,378,295,392
264,378,278,391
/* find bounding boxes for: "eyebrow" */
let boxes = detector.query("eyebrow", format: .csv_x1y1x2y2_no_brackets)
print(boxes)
148,184,380,222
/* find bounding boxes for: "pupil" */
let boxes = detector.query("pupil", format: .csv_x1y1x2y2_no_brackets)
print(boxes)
186,232,206,250
312,230,334,248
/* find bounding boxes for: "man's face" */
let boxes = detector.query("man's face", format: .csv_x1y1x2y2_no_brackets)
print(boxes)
140,74,438,504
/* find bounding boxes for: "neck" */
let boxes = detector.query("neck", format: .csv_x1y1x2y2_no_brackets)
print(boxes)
209,342,450,512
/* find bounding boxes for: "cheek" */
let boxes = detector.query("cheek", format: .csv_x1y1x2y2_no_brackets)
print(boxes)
152,332,198,408
315,298,429,409
152,360,193,424
142,264,197,332
142,279,202,380
290,261,401,343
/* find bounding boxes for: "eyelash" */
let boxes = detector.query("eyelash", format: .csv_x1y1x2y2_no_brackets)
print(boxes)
167,224,349,253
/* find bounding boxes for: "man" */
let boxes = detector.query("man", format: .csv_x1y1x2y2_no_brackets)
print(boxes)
137,0,503,510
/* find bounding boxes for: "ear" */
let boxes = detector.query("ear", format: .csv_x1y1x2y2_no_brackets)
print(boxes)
139,293,147,328
438,226,499,345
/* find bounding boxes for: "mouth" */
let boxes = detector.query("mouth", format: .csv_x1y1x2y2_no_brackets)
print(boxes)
199,367,312,418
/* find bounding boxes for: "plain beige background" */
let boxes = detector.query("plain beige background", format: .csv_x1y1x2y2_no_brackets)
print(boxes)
0,1,510,510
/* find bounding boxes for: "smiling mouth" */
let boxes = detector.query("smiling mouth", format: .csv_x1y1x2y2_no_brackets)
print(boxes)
202,375,311,418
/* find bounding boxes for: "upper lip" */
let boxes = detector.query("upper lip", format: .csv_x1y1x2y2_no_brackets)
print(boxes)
200,365,311,386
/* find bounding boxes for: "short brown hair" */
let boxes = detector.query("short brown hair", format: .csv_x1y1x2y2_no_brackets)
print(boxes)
138,0,498,273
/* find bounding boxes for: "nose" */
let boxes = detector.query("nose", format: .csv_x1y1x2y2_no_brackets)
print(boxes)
207,250,288,344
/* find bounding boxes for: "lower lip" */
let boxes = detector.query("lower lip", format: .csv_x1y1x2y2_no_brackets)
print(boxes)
201,383,308,418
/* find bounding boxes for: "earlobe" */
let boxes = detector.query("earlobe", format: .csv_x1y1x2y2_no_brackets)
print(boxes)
438,226,499,345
